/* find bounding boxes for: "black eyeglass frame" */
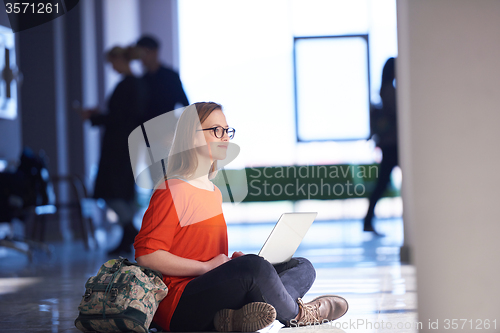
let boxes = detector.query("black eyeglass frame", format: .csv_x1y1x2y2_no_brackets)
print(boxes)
197,126,235,139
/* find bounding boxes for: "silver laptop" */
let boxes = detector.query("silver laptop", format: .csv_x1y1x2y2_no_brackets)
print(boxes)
258,212,317,264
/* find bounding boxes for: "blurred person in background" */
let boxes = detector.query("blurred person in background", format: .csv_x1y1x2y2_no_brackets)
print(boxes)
135,35,190,187
136,35,189,122
79,46,146,255
364,57,398,236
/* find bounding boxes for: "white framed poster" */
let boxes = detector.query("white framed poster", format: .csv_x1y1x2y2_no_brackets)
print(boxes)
0,25,18,120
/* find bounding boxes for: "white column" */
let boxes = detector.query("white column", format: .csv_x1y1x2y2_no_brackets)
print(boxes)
396,0,414,264
397,0,500,327
80,0,101,193
103,0,141,95
54,15,71,240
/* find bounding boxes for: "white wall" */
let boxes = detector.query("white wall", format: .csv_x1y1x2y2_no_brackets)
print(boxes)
103,0,141,96
140,0,179,71
397,0,500,325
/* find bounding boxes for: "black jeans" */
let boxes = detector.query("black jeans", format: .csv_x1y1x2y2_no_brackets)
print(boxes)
169,254,316,332
363,145,399,230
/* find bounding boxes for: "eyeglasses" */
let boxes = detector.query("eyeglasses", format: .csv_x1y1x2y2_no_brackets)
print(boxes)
197,126,235,139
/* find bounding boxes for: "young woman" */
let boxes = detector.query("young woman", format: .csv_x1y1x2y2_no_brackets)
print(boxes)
134,102,348,332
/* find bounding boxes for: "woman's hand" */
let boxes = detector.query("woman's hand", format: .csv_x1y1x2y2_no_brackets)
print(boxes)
231,251,245,259
204,254,230,273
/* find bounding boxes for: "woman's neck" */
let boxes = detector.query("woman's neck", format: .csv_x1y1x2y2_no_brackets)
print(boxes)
185,155,214,189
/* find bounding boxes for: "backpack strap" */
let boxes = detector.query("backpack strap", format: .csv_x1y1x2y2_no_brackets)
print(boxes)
115,318,132,332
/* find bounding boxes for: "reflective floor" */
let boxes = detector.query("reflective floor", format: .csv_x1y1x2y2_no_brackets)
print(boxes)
0,218,417,332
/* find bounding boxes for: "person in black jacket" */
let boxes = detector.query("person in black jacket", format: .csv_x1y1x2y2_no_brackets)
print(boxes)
135,35,189,122
80,46,146,254
364,57,398,236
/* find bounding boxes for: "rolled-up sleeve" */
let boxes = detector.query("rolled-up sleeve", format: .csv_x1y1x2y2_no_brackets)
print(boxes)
134,187,180,258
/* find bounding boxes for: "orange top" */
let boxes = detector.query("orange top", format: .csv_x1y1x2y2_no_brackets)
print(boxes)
134,178,228,331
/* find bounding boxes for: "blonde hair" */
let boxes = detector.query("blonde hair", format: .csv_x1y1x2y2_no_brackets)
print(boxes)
166,102,223,180
106,46,140,62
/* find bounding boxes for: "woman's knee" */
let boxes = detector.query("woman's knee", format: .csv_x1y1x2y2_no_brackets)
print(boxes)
294,257,314,269
294,257,316,283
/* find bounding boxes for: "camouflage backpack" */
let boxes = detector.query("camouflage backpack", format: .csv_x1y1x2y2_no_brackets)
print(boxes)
75,258,168,333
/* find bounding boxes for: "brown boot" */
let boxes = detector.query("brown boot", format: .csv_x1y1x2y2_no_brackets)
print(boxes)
214,302,276,332
293,295,348,326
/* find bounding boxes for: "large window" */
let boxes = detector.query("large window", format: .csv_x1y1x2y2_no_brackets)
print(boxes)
0,25,17,120
294,35,370,141
178,0,398,167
